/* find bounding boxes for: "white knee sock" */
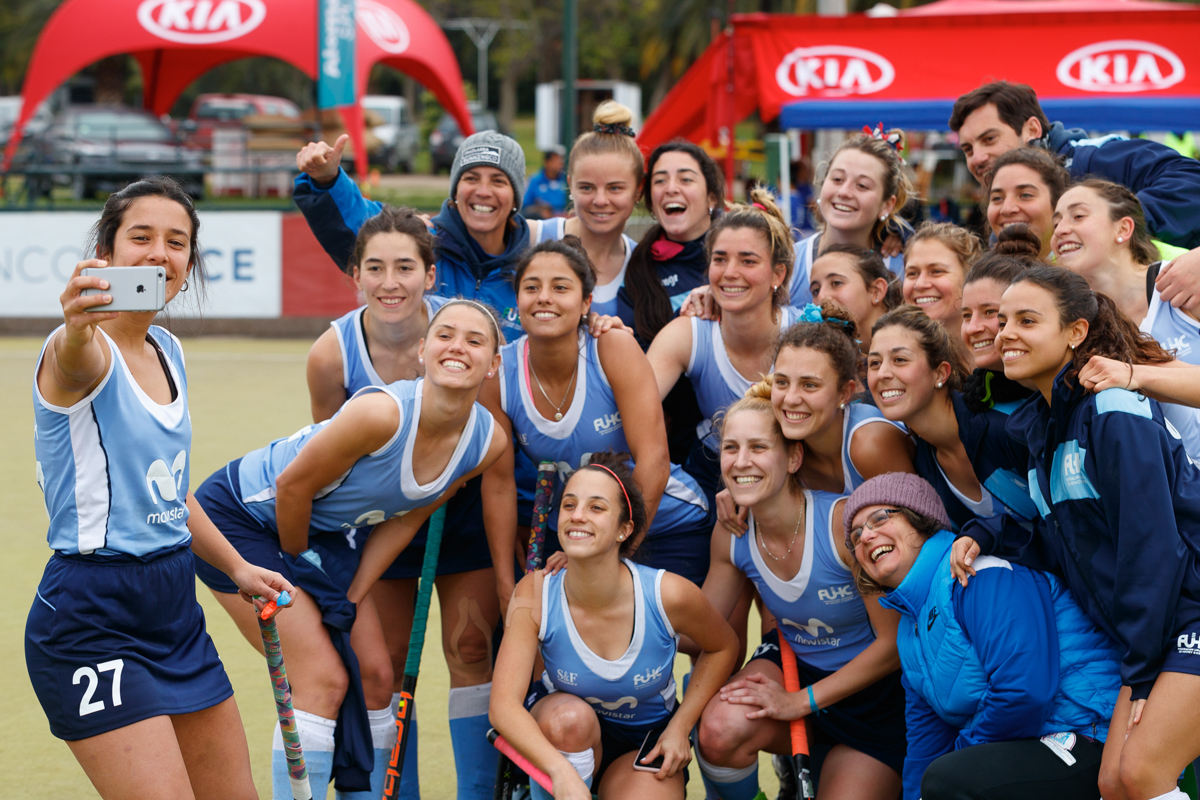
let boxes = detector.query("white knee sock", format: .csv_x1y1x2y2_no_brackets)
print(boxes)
274,709,335,800
694,744,760,800
335,707,399,800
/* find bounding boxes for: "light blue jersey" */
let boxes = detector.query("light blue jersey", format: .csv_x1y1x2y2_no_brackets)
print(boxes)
841,403,906,492
34,326,192,556
1140,287,1200,460
686,307,800,447
734,490,875,672
536,217,635,318
539,560,679,727
788,232,903,307
330,297,448,397
237,378,495,532
500,334,709,534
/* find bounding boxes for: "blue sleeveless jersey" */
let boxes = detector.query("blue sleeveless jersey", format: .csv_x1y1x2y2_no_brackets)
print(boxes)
236,378,495,532
841,402,906,492
733,490,874,672
537,218,636,318
34,326,192,556
1140,288,1200,460
788,232,904,307
500,334,709,534
330,296,448,397
539,560,679,727
686,308,800,448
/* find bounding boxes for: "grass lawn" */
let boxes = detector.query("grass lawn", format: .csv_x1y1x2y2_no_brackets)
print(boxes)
0,334,778,799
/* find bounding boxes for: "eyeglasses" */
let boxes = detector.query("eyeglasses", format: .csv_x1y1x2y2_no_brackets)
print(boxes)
846,508,903,551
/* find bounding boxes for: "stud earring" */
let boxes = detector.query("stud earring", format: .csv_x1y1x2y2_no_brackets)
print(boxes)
1070,343,1076,350
839,402,846,409
418,357,424,364
1117,236,1125,243
880,214,887,221
486,371,494,378
936,381,944,388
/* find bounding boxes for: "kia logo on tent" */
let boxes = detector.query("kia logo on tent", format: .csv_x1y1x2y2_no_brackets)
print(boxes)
358,0,410,54
1057,40,1184,93
137,0,267,44
776,46,894,98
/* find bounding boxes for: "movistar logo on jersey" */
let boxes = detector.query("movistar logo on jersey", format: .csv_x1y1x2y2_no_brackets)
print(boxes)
782,617,841,648
782,617,834,637
585,696,638,719
146,451,187,524
632,665,665,687
593,412,622,434
1049,440,1100,504
817,585,855,604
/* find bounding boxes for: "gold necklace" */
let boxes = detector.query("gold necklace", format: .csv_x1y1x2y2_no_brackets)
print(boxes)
756,496,804,562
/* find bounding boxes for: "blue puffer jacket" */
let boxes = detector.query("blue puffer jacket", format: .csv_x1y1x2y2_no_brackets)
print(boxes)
881,530,1120,800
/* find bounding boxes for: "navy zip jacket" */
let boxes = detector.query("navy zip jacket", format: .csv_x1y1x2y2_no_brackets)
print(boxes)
293,168,531,339
961,368,1200,699
1041,122,1200,249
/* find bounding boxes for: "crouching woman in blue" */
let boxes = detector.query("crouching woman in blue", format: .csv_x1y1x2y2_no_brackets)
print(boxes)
848,473,1120,800
695,387,906,800
489,454,739,799
194,300,508,799
26,178,294,800
952,267,1200,800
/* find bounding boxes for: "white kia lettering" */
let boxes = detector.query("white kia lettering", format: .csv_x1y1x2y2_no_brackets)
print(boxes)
775,46,894,98
1057,40,1184,93
138,0,266,44
358,0,410,54
146,450,187,505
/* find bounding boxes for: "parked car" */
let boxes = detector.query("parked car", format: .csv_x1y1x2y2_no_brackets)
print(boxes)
181,93,302,152
35,105,204,199
0,96,53,148
429,108,503,173
362,95,419,173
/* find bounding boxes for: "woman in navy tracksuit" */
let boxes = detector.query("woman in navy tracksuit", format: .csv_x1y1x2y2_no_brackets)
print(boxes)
953,266,1200,800
848,473,1120,800
867,305,1037,530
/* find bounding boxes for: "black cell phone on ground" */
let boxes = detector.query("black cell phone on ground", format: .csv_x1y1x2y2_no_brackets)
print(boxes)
633,727,665,772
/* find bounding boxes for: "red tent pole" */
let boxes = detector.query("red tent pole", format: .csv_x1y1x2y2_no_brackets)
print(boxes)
723,19,736,202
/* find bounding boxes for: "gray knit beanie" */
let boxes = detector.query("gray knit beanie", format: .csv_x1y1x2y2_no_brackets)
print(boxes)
449,131,526,208
843,472,951,548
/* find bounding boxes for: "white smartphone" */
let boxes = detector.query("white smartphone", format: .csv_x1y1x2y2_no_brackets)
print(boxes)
81,266,167,312
632,727,665,773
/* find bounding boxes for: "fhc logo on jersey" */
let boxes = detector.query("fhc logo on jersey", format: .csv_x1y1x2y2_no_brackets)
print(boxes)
775,45,895,98
137,0,267,44
1057,40,1185,93
632,665,665,687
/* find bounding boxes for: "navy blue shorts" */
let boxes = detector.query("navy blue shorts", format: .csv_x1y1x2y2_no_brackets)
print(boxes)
750,629,906,774
193,461,361,594
382,475,494,580
523,680,685,786
26,543,233,741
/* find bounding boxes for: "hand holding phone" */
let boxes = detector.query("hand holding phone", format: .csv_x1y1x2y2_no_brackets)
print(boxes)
81,266,166,312
633,727,665,773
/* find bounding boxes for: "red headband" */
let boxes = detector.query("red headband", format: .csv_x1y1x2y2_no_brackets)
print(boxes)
587,464,631,519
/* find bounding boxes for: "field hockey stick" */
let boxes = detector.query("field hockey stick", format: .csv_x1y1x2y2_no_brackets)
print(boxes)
525,462,556,571
494,462,557,799
256,591,312,800
777,625,816,800
488,729,554,794
381,505,447,800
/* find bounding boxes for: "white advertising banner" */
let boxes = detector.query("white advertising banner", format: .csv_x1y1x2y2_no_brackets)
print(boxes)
0,211,282,318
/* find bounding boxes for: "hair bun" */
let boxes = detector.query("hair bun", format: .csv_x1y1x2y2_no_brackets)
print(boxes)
593,101,634,129
559,234,589,258
992,224,1042,259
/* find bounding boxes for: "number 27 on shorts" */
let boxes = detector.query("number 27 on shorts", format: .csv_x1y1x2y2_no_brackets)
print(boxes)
73,659,124,717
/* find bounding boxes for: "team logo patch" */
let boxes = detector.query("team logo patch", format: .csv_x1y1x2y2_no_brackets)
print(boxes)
775,45,894,98
461,146,502,167
1040,732,1078,765
1056,40,1184,93
1177,631,1200,655
357,0,410,54
818,584,855,605
137,0,266,44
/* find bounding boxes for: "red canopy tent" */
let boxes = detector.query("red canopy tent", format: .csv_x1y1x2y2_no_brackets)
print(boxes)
3,0,474,174
639,0,1200,187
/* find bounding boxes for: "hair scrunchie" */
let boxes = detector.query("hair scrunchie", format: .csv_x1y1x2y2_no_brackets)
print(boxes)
862,122,903,153
799,302,852,327
593,122,636,138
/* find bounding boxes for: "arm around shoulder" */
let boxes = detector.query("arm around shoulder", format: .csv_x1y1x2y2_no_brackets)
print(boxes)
849,420,916,481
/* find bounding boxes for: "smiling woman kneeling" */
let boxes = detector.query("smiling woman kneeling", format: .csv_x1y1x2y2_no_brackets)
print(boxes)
848,473,1120,800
